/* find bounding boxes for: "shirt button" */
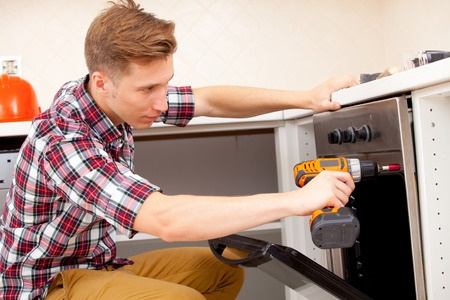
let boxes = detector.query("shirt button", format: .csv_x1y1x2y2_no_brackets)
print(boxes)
117,138,123,144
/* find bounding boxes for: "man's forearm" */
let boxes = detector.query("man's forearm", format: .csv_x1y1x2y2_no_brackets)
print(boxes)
192,86,308,118
191,75,358,118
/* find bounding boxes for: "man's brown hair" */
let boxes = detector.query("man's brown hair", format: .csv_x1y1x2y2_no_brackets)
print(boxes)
84,0,177,83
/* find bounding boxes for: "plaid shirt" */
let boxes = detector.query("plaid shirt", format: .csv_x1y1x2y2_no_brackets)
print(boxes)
0,76,194,300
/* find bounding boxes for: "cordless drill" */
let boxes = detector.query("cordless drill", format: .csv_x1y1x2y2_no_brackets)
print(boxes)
293,157,400,249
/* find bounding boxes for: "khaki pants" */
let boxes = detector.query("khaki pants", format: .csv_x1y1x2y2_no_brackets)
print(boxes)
45,247,244,300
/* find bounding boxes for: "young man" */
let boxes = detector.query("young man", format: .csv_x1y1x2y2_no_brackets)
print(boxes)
0,0,358,299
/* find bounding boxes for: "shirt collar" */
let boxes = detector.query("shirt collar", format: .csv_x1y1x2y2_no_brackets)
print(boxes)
75,75,132,144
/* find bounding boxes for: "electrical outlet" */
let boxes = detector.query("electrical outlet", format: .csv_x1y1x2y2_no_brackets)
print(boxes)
0,56,22,77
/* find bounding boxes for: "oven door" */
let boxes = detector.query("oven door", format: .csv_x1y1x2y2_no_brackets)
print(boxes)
209,234,372,300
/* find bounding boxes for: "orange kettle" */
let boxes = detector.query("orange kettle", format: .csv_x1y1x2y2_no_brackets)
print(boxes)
0,73,41,122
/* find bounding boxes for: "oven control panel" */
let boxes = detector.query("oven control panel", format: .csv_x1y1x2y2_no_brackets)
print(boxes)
313,96,410,158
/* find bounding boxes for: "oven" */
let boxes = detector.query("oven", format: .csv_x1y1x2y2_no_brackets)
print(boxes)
312,96,425,299
208,95,426,300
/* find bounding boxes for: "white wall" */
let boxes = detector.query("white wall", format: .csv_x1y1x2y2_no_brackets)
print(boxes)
1,0,449,111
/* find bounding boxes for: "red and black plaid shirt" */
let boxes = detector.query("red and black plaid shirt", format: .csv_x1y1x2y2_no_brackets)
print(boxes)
0,76,194,299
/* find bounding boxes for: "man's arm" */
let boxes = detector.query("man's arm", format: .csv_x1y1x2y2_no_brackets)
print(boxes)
192,75,358,118
133,170,354,242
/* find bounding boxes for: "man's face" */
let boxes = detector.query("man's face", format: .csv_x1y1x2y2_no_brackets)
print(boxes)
100,56,174,129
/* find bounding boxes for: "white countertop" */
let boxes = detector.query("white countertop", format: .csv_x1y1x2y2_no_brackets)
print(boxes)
333,57,450,105
2,58,450,137
284,57,450,120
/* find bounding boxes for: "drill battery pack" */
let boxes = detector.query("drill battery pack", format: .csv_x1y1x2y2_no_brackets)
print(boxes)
310,207,360,249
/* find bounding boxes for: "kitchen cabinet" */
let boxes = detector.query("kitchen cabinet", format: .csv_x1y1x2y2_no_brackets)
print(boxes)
119,124,286,300
411,82,450,300
0,136,27,212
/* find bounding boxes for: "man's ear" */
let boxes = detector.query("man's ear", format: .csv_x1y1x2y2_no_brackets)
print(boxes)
90,71,108,93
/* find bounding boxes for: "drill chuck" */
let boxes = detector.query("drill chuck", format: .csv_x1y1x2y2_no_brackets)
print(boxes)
347,159,378,182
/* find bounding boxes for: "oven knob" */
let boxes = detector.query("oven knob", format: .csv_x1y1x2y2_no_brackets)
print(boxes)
343,127,356,143
327,129,343,144
356,125,371,141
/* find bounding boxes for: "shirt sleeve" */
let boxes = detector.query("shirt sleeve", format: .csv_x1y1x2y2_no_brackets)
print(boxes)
156,86,195,126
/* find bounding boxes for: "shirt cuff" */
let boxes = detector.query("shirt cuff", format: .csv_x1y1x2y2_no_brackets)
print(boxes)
157,86,195,126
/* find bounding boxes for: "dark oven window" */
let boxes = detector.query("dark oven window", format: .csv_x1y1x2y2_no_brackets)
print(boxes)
344,173,416,299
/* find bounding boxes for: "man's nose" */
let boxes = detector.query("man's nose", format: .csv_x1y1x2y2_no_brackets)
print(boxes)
153,90,169,112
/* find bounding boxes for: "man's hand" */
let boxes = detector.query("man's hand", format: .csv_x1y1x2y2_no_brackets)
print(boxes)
290,170,355,216
306,75,359,113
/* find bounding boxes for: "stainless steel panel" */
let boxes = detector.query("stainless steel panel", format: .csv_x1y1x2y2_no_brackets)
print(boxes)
314,97,405,156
